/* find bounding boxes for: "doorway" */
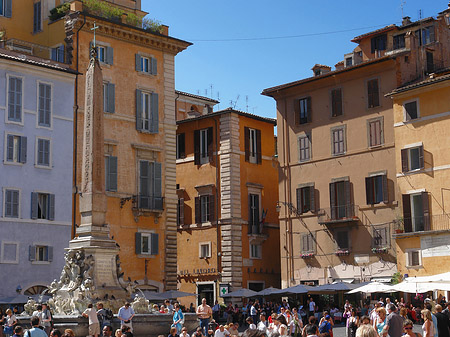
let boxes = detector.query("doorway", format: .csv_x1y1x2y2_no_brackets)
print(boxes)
197,282,215,306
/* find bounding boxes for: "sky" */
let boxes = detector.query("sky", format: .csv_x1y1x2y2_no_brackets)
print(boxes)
142,1,447,120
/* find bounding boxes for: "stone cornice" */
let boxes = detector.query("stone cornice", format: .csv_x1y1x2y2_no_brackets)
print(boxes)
72,13,191,55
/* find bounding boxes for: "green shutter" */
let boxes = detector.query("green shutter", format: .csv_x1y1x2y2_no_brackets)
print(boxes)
150,93,159,133
48,194,55,220
151,233,159,255
136,89,143,131
31,192,38,219
139,160,149,209
135,54,141,71
153,162,162,210
135,232,142,254
107,83,115,113
109,156,118,192
47,246,53,262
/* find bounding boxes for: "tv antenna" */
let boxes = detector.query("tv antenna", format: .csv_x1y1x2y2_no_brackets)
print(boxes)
232,95,240,109
400,0,406,19
246,95,249,113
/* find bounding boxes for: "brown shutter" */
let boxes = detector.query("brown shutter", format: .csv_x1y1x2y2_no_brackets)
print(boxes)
256,129,262,164
208,194,215,222
422,192,430,231
329,182,336,220
419,146,424,169
179,198,184,226
402,194,412,233
293,99,300,125
194,130,200,165
248,195,253,233
401,149,408,172
195,196,201,223
207,127,213,162
382,174,389,203
179,133,185,159
244,127,250,162
344,180,352,217
307,96,312,123
309,185,315,212
365,177,373,205
296,188,303,215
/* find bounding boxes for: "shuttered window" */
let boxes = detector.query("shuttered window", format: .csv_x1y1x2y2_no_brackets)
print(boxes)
419,26,435,46
401,146,424,172
138,160,162,210
103,82,115,113
368,118,383,147
135,232,159,255
31,192,55,220
33,1,41,33
402,192,430,233
135,54,157,75
373,227,389,247
37,138,50,167
407,250,421,267
331,88,342,117
8,77,22,122
329,179,352,220
195,194,214,223
298,134,311,162
244,127,261,164
91,45,114,64
331,127,345,155
4,189,19,218
248,194,260,234
367,79,380,108
393,34,406,50
105,156,118,192
29,245,53,262
194,127,213,165
1,0,12,17
296,185,315,214
294,97,312,125
176,133,185,159
38,83,51,127
136,90,158,133
301,233,315,253
6,135,27,163
365,174,388,205
199,243,211,258
177,198,184,226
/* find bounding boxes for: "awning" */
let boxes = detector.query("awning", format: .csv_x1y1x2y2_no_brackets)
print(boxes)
347,282,396,294
333,278,354,283
221,288,258,298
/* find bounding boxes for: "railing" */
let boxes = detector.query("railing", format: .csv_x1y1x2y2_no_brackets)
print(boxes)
5,38,66,63
318,204,359,224
397,213,450,234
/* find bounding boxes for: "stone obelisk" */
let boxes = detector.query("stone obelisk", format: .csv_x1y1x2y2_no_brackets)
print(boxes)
68,47,125,297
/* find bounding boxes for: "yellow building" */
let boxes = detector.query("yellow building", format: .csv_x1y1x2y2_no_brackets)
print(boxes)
175,92,280,305
2,0,190,290
387,72,450,279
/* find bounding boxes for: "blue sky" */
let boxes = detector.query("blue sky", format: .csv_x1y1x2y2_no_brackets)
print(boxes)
143,1,446,120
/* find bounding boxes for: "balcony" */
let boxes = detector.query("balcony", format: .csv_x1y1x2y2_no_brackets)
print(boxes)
318,204,359,224
393,213,450,237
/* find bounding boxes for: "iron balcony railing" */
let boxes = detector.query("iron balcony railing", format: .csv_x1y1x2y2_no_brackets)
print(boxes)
318,204,359,224
398,213,450,234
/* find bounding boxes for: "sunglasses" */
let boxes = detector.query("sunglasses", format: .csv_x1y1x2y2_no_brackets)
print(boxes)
405,327,413,330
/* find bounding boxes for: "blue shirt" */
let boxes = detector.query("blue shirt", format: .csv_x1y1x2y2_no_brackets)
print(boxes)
118,306,135,321
432,313,439,337
26,328,48,337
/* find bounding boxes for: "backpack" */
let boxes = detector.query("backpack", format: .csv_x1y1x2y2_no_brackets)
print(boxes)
105,309,114,321
319,321,331,334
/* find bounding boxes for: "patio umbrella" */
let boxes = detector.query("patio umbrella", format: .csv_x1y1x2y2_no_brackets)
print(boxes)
221,288,258,298
276,284,312,295
404,272,450,283
142,290,196,301
390,281,450,293
255,287,282,296
347,282,395,294
0,294,31,304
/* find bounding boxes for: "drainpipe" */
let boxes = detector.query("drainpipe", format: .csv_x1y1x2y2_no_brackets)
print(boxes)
284,99,294,285
72,13,86,238
213,117,221,287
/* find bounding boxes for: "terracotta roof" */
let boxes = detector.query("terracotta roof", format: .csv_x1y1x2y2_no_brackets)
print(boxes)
351,24,397,42
177,107,276,125
262,56,394,96
175,90,219,104
0,48,78,74
386,72,450,96
311,64,331,69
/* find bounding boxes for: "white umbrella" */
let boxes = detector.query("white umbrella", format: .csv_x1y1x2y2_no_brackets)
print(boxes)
390,281,450,293
404,272,450,283
347,282,395,294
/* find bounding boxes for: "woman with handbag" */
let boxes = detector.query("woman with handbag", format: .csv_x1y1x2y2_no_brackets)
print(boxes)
172,303,184,334
3,309,17,337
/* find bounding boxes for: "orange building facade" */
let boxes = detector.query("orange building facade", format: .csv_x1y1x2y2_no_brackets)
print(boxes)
175,93,280,305
3,0,190,290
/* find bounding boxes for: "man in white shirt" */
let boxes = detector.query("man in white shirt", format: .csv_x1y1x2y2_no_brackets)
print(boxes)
83,303,100,337
309,298,316,317
214,325,229,337
257,313,268,332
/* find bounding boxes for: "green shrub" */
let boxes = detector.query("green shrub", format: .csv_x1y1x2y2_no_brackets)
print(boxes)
142,16,162,33
49,2,71,21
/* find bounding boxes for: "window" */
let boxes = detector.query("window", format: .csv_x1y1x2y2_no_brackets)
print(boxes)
98,46,105,62
331,88,342,117
177,198,184,225
301,233,315,253
138,160,162,210
4,189,19,218
406,249,421,267
0,242,19,264
51,45,65,63
401,145,424,172
294,97,311,125
38,83,51,127
105,156,117,192
418,26,435,46
329,179,352,220
404,100,418,121
0,0,12,17
250,244,262,259
194,127,212,165
33,1,41,33
368,118,383,147
37,138,50,167
195,194,214,223
335,231,349,249
8,76,22,122
331,126,346,155
296,185,315,214
136,90,158,133
135,54,157,75
402,192,430,233
176,133,185,159
367,79,380,108
31,192,55,220
298,134,311,162
103,83,115,113
345,57,353,67
90,43,113,64
426,51,434,74
245,127,261,164
29,245,53,262
365,174,388,205
5,135,27,163
199,242,211,259
371,34,387,53
393,34,406,50
373,227,389,247
135,232,159,255
248,193,260,234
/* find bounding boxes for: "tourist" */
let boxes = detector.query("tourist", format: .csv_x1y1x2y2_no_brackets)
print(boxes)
305,324,319,337
49,330,61,337
291,309,304,336
442,303,450,320
228,323,239,336
356,325,377,337
165,300,174,314
213,301,220,323
348,309,359,337
82,303,100,337
197,298,213,336
318,315,332,336
102,326,113,337
31,306,44,326
247,317,257,330
63,330,74,337
376,308,387,337
422,310,435,337
207,329,214,337
172,303,184,334
309,298,316,318
168,327,179,337
435,305,450,337
189,304,196,313
303,316,318,337
118,303,135,332
258,313,269,332
360,316,370,326
382,304,404,337
279,324,289,337
214,326,228,337
0,308,5,337
370,303,382,327
41,304,52,337
121,326,133,337
400,308,408,322
97,303,111,333
12,326,23,337
180,327,190,337
4,309,17,337
114,329,122,337
25,316,47,337
424,304,439,337
403,319,422,337
191,327,203,337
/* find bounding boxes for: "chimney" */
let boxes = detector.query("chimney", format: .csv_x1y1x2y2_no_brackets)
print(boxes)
311,64,331,77
402,16,412,26
335,61,344,71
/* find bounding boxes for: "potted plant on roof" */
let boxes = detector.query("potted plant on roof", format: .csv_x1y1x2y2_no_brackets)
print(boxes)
394,216,404,233
371,247,389,254
301,252,315,259
335,249,350,256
